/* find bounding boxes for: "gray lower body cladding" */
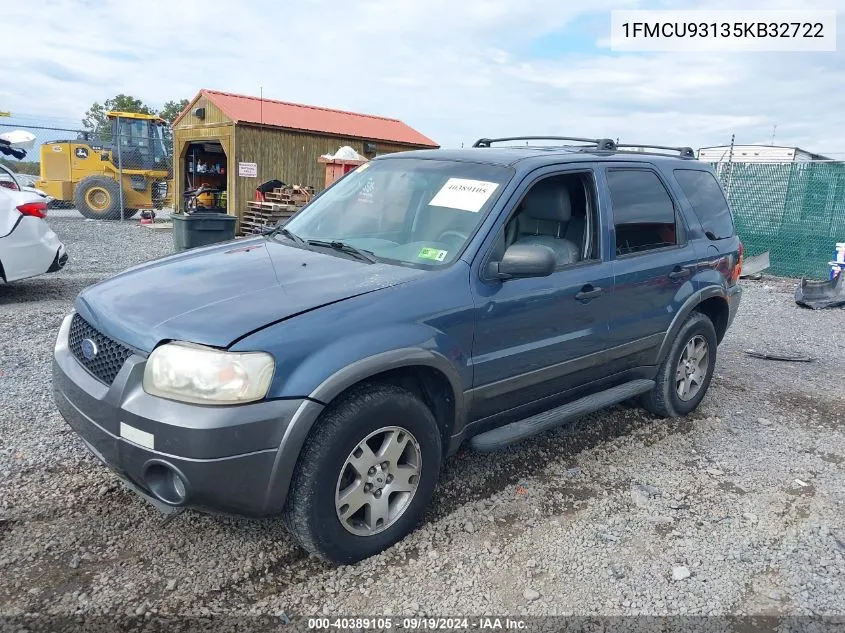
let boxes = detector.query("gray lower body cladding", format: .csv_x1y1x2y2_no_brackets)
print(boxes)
55,388,279,516
469,379,656,451
52,315,318,517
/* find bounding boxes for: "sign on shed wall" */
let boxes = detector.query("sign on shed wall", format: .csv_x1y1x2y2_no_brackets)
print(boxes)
238,162,258,177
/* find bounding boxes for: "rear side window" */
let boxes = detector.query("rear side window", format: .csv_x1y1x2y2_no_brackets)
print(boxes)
673,169,735,240
607,169,677,256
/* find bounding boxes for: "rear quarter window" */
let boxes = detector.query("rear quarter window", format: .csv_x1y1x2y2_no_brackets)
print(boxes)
673,169,735,240
606,169,679,256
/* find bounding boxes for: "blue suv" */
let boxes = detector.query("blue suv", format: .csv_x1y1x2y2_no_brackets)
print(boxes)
53,136,742,563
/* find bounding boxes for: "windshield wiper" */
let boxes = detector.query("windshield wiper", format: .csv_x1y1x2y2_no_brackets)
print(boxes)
264,225,307,248
307,239,378,263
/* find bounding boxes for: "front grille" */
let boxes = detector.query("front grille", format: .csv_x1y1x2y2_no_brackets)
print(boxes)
68,314,134,385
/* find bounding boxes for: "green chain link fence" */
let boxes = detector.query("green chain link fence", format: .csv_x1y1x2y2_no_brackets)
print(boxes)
711,160,845,279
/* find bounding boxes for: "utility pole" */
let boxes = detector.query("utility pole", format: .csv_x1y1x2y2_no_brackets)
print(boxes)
116,116,125,221
259,86,263,186
770,124,777,145
726,133,735,201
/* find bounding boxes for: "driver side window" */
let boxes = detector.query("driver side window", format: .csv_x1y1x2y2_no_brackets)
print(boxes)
492,171,598,269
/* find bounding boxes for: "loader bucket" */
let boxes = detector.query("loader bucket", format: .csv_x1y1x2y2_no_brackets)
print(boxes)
795,273,845,310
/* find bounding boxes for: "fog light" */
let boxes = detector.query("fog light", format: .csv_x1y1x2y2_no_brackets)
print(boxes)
144,462,188,505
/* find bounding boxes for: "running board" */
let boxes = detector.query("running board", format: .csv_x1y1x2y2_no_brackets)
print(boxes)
469,379,656,452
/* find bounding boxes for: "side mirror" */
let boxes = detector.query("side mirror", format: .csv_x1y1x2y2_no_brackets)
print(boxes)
488,244,556,280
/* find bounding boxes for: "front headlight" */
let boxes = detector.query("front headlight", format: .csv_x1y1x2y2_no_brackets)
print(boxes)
143,342,275,405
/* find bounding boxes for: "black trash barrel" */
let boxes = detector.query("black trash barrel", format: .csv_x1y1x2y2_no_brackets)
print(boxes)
172,212,237,252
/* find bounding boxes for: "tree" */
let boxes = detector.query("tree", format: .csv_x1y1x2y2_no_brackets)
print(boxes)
0,158,39,175
158,99,189,125
82,94,153,141
157,99,189,159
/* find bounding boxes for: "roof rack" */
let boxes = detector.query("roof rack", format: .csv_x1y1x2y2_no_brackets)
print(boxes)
615,144,696,159
472,136,618,151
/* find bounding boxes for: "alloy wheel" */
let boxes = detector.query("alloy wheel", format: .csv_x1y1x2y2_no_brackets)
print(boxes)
335,426,422,536
675,334,709,401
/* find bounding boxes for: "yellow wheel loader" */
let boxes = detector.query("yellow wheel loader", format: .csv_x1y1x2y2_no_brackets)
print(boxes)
36,111,172,220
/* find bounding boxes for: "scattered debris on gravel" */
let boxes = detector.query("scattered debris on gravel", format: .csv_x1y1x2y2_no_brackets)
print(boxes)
1,219,843,620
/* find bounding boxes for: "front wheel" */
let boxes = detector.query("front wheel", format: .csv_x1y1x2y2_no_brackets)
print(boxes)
284,384,442,564
642,312,717,417
74,176,123,220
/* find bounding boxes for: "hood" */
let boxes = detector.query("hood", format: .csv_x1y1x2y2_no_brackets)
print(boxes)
75,237,426,351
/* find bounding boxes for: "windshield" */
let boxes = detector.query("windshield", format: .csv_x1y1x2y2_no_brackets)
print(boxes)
118,119,151,149
284,158,512,266
115,118,169,169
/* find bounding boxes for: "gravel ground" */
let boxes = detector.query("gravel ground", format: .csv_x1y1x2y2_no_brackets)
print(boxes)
1,217,843,624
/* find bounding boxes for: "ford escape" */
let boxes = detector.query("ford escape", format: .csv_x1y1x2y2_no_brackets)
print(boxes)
53,136,742,564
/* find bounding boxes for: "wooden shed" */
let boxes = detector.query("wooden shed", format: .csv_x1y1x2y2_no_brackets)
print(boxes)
171,89,439,224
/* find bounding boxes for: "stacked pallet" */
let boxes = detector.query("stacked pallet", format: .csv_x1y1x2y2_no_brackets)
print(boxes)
240,202,299,236
263,184,315,205
239,185,315,236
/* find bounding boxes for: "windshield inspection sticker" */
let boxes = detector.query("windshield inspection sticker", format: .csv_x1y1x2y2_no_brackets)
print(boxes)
418,247,448,262
428,178,499,212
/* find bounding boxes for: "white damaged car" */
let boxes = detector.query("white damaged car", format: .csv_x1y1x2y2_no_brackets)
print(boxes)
0,163,67,283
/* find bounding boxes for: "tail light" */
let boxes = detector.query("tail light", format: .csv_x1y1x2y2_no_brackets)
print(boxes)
730,240,744,284
17,201,48,219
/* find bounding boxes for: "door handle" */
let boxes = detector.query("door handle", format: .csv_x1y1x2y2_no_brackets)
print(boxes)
575,285,603,301
668,267,691,281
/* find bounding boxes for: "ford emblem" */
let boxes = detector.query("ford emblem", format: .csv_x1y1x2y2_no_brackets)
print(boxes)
81,338,98,361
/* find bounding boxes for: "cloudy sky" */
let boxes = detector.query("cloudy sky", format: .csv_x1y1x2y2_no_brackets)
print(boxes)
3,0,844,155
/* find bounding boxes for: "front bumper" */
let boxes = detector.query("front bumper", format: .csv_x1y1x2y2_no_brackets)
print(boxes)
52,313,320,517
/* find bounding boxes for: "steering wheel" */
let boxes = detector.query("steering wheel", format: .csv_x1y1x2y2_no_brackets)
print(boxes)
437,230,469,245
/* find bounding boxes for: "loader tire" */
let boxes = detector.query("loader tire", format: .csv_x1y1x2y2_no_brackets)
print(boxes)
75,176,124,220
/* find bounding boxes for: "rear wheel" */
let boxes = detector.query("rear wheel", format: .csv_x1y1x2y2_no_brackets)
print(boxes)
74,176,123,220
284,383,442,564
642,312,717,417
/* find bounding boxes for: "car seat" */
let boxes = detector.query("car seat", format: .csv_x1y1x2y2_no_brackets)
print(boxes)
510,180,580,266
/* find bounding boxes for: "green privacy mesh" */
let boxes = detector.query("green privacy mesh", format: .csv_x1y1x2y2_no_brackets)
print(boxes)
712,161,845,279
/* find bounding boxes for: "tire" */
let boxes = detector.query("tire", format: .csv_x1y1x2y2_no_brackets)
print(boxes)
284,383,442,564
74,176,123,220
642,311,718,418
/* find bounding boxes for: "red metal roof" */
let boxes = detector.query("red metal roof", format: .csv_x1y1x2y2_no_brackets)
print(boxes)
195,89,438,148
